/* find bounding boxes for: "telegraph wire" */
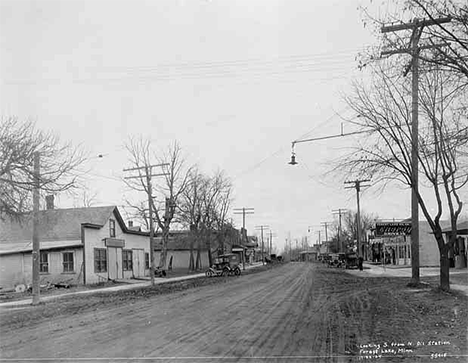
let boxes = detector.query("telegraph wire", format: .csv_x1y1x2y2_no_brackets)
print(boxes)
3,64,365,86
68,47,373,73
2,47,374,86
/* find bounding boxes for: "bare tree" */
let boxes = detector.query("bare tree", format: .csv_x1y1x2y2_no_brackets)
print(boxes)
339,64,467,290
178,168,205,271
178,169,233,270
123,199,151,231
0,117,86,219
341,210,378,254
72,189,98,208
202,171,233,267
124,137,191,271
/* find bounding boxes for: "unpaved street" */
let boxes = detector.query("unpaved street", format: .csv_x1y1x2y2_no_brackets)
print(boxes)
1,263,467,362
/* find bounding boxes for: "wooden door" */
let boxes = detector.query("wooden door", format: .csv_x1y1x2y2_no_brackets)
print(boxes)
132,249,145,277
108,247,123,280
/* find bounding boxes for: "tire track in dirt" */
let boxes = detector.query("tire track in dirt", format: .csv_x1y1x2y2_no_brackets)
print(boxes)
4,263,463,362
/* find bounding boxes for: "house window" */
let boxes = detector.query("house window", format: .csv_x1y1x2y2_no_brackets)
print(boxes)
122,250,133,271
145,252,150,269
109,219,116,237
94,248,107,273
40,252,49,273
62,252,74,272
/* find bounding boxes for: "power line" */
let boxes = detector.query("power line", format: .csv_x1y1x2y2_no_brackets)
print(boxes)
3,49,372,86
3,64,361,86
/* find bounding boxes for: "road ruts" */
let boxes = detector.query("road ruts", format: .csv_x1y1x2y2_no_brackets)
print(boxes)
0,263,380,363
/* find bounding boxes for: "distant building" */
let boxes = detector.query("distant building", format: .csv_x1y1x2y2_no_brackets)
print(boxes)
299,251,317,262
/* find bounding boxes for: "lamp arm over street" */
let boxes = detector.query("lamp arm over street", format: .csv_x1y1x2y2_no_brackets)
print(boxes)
288,128,374,165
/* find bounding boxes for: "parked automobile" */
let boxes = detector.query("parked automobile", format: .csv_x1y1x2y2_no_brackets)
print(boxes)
319,253,331,264
327,253,341,267
205,254,241,277
344,253,358,269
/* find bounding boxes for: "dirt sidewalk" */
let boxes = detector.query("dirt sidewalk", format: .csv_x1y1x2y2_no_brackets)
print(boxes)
0,262,264,307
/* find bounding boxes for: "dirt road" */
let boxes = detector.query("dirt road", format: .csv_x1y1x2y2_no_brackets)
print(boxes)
1,263,467,362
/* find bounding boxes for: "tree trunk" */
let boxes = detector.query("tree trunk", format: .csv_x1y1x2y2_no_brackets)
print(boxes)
439,245,450,291
158,226,170,270
189,249,194,271
196,248,201,270
434,228,450,291
207,236,213,267
189,232,196,272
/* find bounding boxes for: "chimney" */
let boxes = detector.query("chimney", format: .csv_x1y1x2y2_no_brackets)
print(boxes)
45,195,54,210
128,220,133,227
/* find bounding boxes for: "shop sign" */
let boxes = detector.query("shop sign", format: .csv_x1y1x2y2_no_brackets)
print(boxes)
375,222,411,236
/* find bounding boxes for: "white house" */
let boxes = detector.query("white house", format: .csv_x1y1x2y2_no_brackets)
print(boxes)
0,204,151,289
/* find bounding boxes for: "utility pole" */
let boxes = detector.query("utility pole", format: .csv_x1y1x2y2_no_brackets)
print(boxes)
123,163,169,286
32,152,40,305
233,207,254,270
321,222,331,253
233,207,254,231
381,16,451,284
255,225,269,265
332,209,347,253
268,230,276,256
345,180,370,258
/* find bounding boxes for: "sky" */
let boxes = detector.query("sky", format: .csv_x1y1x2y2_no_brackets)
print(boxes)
1,0,467,253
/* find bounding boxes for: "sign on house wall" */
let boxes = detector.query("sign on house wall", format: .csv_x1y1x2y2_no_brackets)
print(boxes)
104,238,125,248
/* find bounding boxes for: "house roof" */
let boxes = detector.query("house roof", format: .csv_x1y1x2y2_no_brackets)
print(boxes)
0,240,83,256
153,231,208,251
0,206,149,253
0,206,116,243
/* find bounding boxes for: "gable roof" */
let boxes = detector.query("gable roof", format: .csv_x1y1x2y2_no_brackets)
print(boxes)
0,206,116,244
0,206,149,248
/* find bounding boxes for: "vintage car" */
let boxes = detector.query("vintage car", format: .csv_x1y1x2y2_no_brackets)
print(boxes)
205,254,241,277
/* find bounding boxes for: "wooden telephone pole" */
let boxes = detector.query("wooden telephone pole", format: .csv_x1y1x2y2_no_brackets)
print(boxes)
233,207,254,231
345,180,370,258
32,152,40,305
255,225,269,265
381,16,451,284
332,209,347,253
321,222,332,253
233,208,254,270
123,163,168,286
